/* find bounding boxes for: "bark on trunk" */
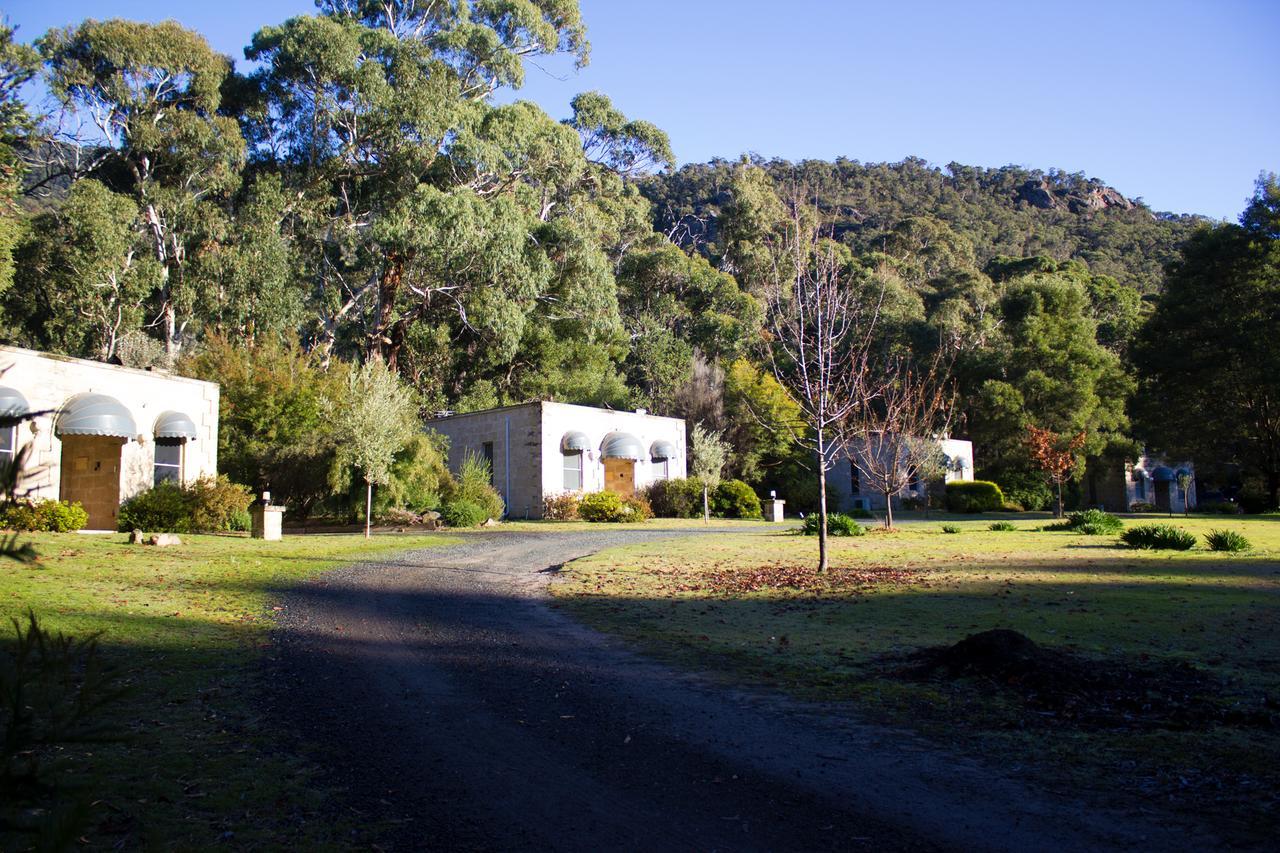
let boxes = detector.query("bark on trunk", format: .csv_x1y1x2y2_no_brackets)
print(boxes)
816,430,829,574
703,484,710,525
1055,481,1064,519
883,488,894,530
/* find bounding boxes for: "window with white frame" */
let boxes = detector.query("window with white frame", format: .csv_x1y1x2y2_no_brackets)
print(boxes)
562,450,583,491
154,440,183,486
0,423,15,464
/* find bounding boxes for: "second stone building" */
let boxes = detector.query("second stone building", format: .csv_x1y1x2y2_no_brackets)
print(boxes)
425,402,687,519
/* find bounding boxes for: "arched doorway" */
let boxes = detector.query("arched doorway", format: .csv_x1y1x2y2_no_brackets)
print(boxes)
56,394,136,530
601,432,644,498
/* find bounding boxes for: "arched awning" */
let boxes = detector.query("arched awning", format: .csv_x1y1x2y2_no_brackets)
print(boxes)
154,411,198,441
56,394,136,439
0,386,29,425
601,432,645,461
560,431,590,452
1151,466,1176,483
650,440,677,460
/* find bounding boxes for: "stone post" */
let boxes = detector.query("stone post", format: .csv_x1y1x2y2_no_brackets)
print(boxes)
251,490,285,541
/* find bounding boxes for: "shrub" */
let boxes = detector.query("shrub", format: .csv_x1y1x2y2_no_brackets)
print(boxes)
229,508,252,532
186,475,253,532
1196,500,1242,515
1120,524,1197,550
118,483,193,533
440,500,487,528
1047,508,1124,535
989,521,1017,531
1205,529,1251,552
1129,501,1158,513
1,499,89,532
644,478,703,518
376,507,422,526
621,496,653,523
711,479,762,519
444,451,505,520
996,472,1053,512
941,523,961,534
799,513,865,536
373,433,450,516
578,491,627,522
542,492,581,520
945,481,1004,513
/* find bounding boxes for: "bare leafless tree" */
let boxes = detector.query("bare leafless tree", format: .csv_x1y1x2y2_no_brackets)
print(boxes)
846,354,954,530
764,207,883,573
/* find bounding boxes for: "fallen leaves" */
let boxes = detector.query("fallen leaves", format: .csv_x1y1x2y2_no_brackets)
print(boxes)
668,563,923,596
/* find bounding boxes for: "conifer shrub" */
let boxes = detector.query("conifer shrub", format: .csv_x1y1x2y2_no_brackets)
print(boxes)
1120,524,1197,550
945,481,1004,513
443,451,505,521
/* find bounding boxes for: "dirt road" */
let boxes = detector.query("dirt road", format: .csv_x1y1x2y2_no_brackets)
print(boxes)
269,530,1221,851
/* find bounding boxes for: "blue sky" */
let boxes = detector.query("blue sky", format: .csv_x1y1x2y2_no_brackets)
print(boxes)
6,0,1277,219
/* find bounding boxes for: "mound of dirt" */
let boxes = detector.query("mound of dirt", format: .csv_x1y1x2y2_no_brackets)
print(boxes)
905,629,1275,731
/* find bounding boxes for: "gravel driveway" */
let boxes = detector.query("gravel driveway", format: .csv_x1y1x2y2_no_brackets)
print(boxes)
268,529,1223,852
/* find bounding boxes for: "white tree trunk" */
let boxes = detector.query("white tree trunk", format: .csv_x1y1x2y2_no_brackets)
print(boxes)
365,481,373,539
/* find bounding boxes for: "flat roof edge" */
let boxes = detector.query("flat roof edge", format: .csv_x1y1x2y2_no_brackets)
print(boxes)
1,344,220,391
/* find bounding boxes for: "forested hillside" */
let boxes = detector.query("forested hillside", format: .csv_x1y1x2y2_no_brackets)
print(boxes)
641,157,1207,295
0,3,1275,516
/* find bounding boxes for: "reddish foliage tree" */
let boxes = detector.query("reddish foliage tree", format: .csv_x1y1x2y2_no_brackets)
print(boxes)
1025,426,1087,518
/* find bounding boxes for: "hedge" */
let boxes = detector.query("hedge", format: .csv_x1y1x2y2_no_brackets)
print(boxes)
945,480,1004,513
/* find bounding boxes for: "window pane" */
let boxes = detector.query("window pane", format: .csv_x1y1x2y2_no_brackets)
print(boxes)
562,451,582,491
154,441,182,486
0,426,13,458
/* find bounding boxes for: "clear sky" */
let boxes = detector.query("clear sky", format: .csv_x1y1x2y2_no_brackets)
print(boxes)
5,0,1277,219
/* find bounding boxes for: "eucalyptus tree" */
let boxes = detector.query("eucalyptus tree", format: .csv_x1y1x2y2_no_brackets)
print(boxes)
37,19,247,358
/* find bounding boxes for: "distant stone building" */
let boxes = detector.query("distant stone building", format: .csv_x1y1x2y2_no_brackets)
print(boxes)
826,436,975,512
425,402,686,519
1,345,219,530
1091,452,1196,513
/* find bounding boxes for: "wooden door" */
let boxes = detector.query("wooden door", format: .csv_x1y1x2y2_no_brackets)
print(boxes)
59,435,124,530
603,458,635,498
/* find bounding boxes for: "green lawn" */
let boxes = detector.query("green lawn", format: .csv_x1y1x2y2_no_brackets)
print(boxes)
0,530,457,850
553,514,1280,841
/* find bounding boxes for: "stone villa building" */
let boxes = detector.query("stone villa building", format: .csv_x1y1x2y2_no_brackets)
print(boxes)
1,345,219,530
426,402,686,519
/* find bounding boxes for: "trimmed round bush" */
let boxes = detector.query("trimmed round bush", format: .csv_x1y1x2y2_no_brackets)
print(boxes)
1204,529,1250,552
644,478,703,518
578,491,627,522
1,499,89,532
118,483,193,533
1120,524,1197,550
945,481,1004,513
440,499,488,528
711,479,762,519
800,512,865,536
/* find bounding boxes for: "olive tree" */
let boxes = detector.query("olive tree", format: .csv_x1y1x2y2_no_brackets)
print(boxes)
332,360,418,537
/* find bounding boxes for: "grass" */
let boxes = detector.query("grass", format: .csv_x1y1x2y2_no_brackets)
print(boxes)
0,530,457,849
552,515,1280,842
